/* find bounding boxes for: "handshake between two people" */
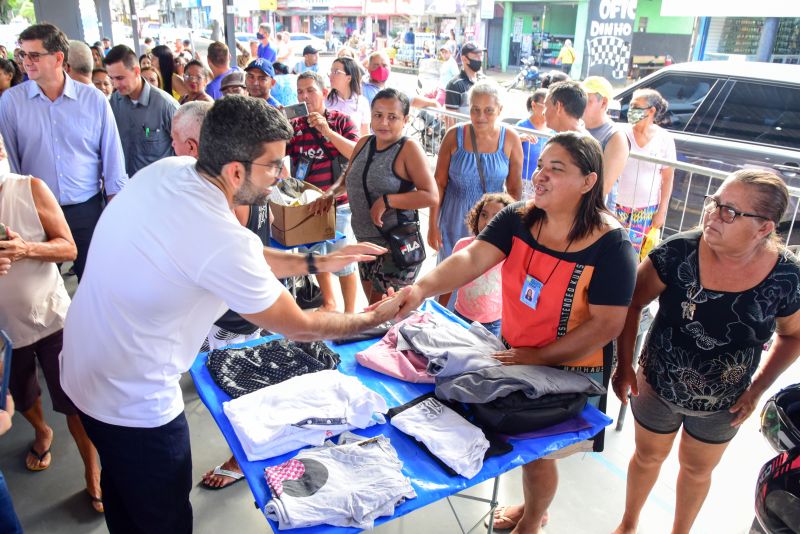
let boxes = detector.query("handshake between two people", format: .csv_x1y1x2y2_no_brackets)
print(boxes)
319,242,426,323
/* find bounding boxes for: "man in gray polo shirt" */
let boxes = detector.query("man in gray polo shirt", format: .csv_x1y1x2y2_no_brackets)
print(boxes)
105,45,179,176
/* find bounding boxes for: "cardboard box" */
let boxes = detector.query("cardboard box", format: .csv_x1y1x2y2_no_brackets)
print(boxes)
270,182,336,247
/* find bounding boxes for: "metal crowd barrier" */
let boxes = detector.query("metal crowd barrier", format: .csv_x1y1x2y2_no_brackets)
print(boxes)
407,106,800,250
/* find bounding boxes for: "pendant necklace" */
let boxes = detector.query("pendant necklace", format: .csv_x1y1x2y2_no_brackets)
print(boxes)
681,284,703,320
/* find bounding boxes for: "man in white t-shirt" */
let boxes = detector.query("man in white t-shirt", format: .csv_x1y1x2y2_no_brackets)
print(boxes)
59,95,404,534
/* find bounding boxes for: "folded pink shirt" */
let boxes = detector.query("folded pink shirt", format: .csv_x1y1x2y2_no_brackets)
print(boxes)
355,312,436,383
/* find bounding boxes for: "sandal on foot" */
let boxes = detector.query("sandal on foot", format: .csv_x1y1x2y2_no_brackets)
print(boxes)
485,506,518,530
86,490,104,513
201,465,244,490
26,446,52,471
484,506,548,530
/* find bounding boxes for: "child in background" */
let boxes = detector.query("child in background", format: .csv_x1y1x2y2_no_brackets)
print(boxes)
451,193,514,336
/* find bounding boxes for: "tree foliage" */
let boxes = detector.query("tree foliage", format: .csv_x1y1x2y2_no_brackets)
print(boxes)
0,0,35,24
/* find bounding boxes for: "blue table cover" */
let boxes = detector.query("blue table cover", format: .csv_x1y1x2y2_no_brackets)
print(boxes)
189,299,612,533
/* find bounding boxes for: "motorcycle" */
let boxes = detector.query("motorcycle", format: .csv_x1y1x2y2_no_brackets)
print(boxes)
504,56,540,92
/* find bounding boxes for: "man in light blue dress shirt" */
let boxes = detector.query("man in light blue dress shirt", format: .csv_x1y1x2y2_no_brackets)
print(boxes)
0,23,128,281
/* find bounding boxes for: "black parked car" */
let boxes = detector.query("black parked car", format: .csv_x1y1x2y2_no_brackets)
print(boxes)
614,61,800,244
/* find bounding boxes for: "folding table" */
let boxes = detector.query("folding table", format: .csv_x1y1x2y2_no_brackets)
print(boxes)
190,300,612,533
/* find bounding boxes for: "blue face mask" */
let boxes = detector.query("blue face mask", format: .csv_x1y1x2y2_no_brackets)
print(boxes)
256,33,266,40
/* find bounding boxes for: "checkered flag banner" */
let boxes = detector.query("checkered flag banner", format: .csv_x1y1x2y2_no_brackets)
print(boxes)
588,36,631,80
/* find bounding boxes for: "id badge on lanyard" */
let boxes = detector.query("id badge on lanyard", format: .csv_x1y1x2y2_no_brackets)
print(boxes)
520,274,544,309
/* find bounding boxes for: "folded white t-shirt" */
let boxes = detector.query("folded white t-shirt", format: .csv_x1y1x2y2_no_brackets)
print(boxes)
224,370,388,461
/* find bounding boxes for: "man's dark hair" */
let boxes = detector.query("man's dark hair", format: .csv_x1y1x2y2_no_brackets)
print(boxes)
207,41,228,67
372,88,410,116
540,70,570,89
272,61,289,75
92,67,108,76
104,45,138,70
196,95,293,177
547,81,587,119
19,23,69,62
297,70,325,91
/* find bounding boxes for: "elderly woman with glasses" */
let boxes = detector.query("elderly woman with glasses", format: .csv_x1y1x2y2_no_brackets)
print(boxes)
612,88,676,253
612,169,800,534
179,60,213,104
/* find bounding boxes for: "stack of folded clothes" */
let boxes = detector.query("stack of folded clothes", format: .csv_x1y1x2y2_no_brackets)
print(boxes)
435,365,606,434
223,370,388,460
264,434,416,530
355,312,502,382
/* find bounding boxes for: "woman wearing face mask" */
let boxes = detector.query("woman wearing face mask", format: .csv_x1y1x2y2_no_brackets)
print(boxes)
327,57,370,135
428,79,522,306
613,89,676,254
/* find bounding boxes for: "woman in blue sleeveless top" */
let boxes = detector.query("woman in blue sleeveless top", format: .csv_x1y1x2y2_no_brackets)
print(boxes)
429,79,522,305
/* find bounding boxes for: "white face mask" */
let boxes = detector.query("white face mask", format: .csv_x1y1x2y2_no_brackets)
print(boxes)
0,158,9,186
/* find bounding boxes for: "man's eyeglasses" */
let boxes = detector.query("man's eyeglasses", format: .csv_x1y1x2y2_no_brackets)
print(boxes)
703,195,769,224
18,51,53,62
246,161,284,176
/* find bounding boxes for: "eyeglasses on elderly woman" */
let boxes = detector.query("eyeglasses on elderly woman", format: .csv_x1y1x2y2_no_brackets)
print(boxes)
703,195,770,224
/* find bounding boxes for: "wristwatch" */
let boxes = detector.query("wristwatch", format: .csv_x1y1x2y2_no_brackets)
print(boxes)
305,252,319,275
382,194,391,209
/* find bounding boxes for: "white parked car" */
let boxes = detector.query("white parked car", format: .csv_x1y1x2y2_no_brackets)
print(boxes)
287,33,325,54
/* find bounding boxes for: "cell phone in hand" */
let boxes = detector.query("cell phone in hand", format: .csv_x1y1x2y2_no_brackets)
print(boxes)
283,102,309,121
0,223,8,241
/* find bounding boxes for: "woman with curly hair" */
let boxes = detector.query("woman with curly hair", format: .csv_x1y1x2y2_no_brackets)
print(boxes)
451,192,514,336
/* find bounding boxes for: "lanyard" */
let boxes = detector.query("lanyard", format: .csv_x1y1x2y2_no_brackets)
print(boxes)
525,221,574,286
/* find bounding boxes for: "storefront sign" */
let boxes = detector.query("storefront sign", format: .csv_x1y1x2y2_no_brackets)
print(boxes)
583,0,637,82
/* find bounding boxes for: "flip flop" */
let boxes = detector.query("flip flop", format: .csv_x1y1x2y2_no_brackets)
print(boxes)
201,465,244,490
484,506,549,530
86,490,104,513
26,446,52,472
485,506,518,530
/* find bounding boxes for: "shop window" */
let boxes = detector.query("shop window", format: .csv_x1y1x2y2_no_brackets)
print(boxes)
619,74,718,131
708,82,800,150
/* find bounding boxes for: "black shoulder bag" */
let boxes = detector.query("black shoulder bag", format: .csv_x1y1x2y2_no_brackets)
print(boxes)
361,136,426,269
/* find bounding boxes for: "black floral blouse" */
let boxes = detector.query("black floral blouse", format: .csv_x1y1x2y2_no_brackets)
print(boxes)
641,230,800,411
